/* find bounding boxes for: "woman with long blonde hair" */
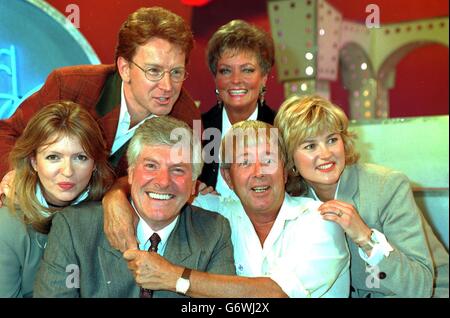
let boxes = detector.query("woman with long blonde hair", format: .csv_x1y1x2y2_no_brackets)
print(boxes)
0,101,114,297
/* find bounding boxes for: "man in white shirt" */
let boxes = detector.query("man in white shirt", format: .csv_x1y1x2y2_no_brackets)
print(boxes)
104,120,350,297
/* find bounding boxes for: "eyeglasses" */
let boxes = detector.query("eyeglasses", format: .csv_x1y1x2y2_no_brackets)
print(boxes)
130,60,188,83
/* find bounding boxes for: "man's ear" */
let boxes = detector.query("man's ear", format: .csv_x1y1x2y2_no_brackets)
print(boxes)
117,56,131,83
127,165,134,186
220,167,234,190
191,179,197,196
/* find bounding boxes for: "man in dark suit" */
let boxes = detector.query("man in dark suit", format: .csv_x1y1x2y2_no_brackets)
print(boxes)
0,7,200,180
34,116,235,298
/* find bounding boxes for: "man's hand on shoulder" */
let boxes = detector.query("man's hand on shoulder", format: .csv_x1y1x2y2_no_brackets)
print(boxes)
102,176,138,252
123,249,182,292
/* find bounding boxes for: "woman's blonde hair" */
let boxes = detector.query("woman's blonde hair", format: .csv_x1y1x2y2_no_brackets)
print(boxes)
274,95,359,194
8,101,115,233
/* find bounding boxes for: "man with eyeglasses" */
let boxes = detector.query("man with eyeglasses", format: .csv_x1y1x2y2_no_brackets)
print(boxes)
0,7,199,182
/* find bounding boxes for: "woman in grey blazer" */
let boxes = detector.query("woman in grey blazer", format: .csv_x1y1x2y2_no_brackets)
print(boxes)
275,95,449,298
0,101,114,297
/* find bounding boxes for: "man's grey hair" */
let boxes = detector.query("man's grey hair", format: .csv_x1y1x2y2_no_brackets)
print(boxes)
127,116,203,180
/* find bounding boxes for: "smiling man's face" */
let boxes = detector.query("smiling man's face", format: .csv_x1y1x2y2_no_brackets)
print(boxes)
128,144,194,231
221,139,286,218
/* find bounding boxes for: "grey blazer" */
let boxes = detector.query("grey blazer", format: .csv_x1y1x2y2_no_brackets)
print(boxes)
33,201,236,298
0,207,47,298
307,163,448,298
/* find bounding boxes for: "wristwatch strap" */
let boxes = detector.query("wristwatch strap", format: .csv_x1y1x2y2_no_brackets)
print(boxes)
182,267,192,280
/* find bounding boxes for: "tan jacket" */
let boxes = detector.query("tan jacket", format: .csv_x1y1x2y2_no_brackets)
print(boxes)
307,163,448,298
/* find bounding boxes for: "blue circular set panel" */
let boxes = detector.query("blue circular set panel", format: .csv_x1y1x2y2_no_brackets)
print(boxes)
0,0,100,118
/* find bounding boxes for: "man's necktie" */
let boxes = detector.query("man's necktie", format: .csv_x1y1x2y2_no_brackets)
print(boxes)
140,233,161,298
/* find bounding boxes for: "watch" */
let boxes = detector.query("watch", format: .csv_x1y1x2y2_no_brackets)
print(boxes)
176,267,192,295
358,230,379,251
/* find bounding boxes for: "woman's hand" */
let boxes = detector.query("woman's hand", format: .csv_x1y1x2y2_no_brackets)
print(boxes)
0,170,15,207
196,181,218,195
318,199,372,245
103,176,138,252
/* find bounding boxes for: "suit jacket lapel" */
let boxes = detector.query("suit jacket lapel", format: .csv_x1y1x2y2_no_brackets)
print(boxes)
95,71,122,116
164,206,199,267
337,164,359,206
208,105,223,133
96,71,122,149
108,139,129,169
98,108,120,151
97,237,140,297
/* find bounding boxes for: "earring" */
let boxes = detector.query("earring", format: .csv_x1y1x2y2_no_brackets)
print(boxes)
291,166,298,176
259,86,267,105
215,88,223,108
